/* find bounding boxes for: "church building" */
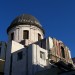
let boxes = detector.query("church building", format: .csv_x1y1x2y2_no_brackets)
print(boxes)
0,14,74,75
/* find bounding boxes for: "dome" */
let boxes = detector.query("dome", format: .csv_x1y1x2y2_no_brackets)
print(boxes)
7,14,45,34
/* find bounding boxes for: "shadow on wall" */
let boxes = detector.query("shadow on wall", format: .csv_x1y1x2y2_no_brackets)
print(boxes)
9,47,46,75
8,45,75,75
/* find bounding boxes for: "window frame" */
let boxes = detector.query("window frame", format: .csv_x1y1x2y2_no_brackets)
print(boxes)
23,30,29,39
38,33,41,41
61,46,65,58
11,32,14,41
40,51,45,60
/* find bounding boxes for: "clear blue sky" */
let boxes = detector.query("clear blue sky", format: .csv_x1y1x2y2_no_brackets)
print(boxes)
0,0,75,57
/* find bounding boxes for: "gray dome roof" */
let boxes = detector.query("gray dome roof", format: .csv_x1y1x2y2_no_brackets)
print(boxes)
7,14,45,34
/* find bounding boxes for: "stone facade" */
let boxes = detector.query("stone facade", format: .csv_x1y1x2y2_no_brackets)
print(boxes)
0,14,74,75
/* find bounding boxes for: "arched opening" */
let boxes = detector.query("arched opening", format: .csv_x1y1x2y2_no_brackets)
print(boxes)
11,32,14,41
61,46,65,58
23,30,29,39
38,33,41,41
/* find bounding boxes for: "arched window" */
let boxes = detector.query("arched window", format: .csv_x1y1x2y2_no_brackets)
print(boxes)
38,33,41,41
61,46,65,58
23,30,29,39
11,32,14,41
